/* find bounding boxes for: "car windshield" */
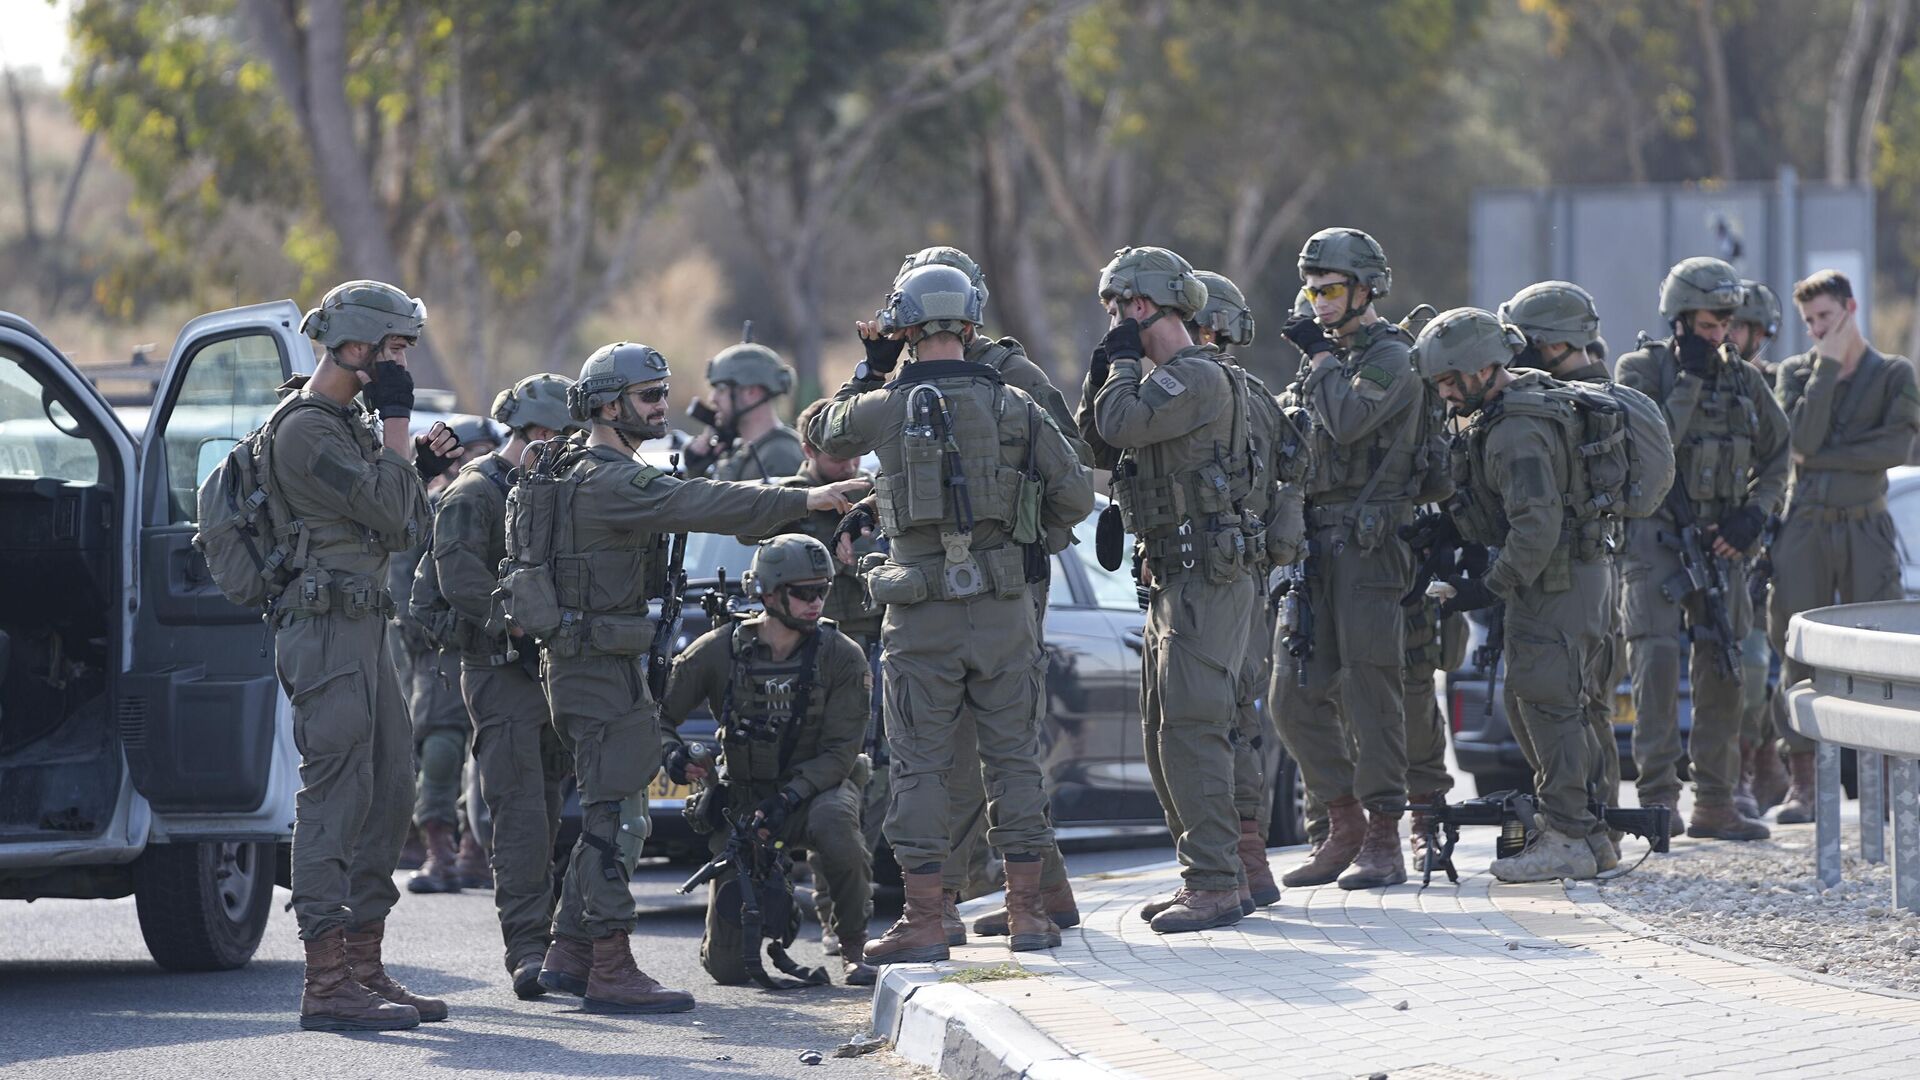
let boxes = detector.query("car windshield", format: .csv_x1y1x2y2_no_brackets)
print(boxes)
0,348,101,484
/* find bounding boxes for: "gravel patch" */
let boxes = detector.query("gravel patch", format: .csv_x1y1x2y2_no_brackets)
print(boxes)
1595,823,1920,994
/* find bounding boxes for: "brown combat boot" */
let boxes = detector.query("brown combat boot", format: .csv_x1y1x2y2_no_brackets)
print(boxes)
511,951,546,1000
940,890,966,947
455,829,492,890
1139,886,1192,922
839,933,876,987
343,920,449,1022
973,878,1081,935
406,820,461,894
865,869,951,966
1149,888,1244,934
1003,859,1062,952
1338,809,1407,890
583,930,695,1013
1750,742,1791,812
537,933,593,996
1775,752,1816,824
1237,819,1281,907
1406,791,1444,879
1687,798,1771,841
300,928,419,1032
1734,746,1762,820
1282,796,1364,887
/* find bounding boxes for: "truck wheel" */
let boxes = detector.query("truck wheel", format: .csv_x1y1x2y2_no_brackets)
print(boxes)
133,841,273,972
1266,754,1307,847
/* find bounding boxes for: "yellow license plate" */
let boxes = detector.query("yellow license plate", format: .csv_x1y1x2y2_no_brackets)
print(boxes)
648,776,694,801
1611,692,1636,727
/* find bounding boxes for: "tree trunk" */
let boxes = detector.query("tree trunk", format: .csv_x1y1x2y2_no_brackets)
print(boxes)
977,127,1055,373
1857,0,1914,182
1828,0,1880,183
1692,0,1738,180
4,65,39,251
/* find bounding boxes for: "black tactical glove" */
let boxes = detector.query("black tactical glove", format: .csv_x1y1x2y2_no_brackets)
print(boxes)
1456,542,1492,579
1675,333,1719,378
1086,344,1111,389
1438,575,1498,617
752,789,800,834
364,358,416,420
662,744,693,786
831,501,876,559
862,331,906,375
413,430,461,481
1399,511,1461,558
1281,315,1336,359
1101,318,1145,363
1714,503,1768,554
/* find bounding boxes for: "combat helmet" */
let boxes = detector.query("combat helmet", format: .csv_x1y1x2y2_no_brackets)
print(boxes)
492,373,581,436
744,533,835,629
1192,270,1256,347
1498,281,1601,348
1098,246,1207,319
1411,307,1525,381
706,342,795,397
1734,280,1782,337
1658,257,1743,321
879,264,985,338
301,279,426,349
444,414,500,450
895,245,989,308
1298,228,1392,299
568,342,671,439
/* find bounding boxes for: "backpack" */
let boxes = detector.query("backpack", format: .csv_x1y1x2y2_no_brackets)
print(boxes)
1494,379,1675,520
412,459,514,651
192,393,326,610
497,438,582,639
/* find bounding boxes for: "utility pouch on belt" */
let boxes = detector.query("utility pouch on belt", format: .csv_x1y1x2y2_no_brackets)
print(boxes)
1012,409,1044,547
290,567,334,617
863,561,929,606
587,614,657,656
1350,505,1391,552
1204,527,1246,585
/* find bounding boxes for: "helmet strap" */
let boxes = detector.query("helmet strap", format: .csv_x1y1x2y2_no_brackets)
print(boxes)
766,589,819,632
1324,276,1366,332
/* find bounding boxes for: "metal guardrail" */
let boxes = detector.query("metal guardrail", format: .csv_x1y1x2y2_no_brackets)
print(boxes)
1783,600,1920,913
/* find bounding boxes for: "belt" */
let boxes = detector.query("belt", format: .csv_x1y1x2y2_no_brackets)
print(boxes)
274,580,394,624
1303,500,1415,531
1790,497,1885,524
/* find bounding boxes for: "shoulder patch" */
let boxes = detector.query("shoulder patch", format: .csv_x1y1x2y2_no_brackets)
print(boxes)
1902,382,1920,404
1355,364,1396,389
631,463,666,489
1148,368,1187,397
827,399,854,440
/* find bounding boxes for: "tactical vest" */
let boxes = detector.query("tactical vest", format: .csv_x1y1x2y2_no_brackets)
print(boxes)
437,455,515,657
1111,350,1257,580
1648,339,1762,516
715,620,826,793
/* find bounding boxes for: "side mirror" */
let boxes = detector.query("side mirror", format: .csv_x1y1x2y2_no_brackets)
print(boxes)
196,437,238,487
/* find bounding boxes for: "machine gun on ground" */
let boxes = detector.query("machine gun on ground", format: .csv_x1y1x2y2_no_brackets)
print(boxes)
1406,791,1671,887
678,811,829,990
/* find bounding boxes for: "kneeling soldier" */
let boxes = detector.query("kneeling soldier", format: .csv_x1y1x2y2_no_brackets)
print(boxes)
663,535,876,987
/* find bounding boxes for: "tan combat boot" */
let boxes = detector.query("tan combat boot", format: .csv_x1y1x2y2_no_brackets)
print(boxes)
537,933,593,996
1586,831,1621,873
300,928,420,1032
940,890,967,948
1337,808,1407,890
343,920,449,1022
455,829,492,890
583,930,696,1013
1686,798,1771,841
865,869,951,966
1406,791,1443,879
1734,746,1762,820
1280,795,1365,887
406,820,461,894
1774,752,1816,824
1490,825,1598,883
1750,742,1791,812
1139,886,1192,922
1003,859,1062,952
1148,888,1244,934
839,933,877,987
973,878,1080,935
1237,819,1281,907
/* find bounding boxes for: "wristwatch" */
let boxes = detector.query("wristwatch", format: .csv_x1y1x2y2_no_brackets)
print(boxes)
853,361,886,383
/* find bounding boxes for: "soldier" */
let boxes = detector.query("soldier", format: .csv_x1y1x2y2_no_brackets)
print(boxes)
661,534,876,987
279,280,453,1030
1616,257,1790,840
1185,269,1303,911
686,341,805,481
528,343,867,1014
739,397,883,958
1414,308,1611,881
1075,246,1256,932
1499,281,1623,870
807,263,1093,962
1728,281,1791,817
1769,270,1920,822
432,375,581,997
1270,229,1429,891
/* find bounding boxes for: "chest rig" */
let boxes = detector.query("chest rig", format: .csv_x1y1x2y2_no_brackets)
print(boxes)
717,621,824,788
1111,352,1256,578
1652,339,1761,516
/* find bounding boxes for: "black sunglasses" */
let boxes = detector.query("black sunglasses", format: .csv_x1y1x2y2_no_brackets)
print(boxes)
782,582,832,603
626,384,670,404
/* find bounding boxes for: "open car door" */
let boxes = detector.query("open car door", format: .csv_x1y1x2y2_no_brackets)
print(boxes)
123,301,315,839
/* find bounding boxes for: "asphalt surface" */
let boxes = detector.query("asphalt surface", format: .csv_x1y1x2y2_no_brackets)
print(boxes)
0,844,1179,1079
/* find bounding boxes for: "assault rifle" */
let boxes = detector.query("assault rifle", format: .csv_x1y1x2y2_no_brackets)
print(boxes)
647,528,689,702
1746,512,1782,611
1474,603,1505,719
678,811,829,990
1657,483,1742,678
1407,791,1672,886
1277,539,1317,685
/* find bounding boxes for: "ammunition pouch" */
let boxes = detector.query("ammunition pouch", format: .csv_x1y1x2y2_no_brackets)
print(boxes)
274,569,394,624
861,546,1027,605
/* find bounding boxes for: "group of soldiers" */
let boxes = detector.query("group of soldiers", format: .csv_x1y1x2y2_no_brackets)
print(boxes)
226,222,1916,1033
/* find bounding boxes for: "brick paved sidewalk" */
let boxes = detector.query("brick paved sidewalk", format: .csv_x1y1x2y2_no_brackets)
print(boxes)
872,827,1920,1079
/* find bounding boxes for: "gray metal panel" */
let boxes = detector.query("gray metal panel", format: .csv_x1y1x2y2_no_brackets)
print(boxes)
1799,184,1878,348
1566,192,1668,353
1469,192,1545,312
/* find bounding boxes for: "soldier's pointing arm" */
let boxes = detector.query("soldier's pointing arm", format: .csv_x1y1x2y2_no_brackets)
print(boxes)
615,467,813,540
279,408,427,546
1092,355,1227,449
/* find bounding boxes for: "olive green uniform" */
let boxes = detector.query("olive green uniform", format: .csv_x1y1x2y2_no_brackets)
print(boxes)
808,360,1092,872
1452,371,1612,840
434,452,574,974
395,510,472,830
1404,599,1463,802
712,424,806,484
662,617,870,983
1270,322,1427,814
542,445,811,944
1768,347,1920,752
1079,344,1259,892
270,391,429,940
1616,341,1789,805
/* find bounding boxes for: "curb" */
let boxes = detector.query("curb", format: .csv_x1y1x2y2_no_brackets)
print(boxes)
871,962,1110,1079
